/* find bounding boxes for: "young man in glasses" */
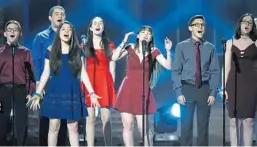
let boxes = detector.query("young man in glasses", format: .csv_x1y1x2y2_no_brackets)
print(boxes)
172,15,220,146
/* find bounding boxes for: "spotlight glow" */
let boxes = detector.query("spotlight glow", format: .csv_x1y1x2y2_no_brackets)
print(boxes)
171,103,180,118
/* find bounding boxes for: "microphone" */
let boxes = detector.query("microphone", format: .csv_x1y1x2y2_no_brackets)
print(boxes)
221,39,227,52
81,34,87,46
142,40,147,53
10,42,17,55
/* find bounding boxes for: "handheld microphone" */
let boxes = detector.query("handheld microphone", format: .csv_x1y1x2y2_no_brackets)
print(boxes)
81,35,87,45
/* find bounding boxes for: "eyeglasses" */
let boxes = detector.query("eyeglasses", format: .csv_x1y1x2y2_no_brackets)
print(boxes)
241,20,253,26
6,28,19,32
191,23,206,28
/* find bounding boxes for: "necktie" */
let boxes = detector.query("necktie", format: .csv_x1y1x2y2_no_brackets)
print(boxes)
195,42,201,88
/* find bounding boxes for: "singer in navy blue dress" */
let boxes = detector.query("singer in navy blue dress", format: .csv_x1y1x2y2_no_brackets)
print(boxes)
40,49,87,120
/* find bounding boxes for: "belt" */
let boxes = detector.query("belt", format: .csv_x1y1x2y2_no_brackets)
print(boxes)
181,80,209,86
0,83,26,89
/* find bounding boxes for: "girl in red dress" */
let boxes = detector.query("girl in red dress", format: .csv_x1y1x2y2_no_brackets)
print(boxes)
81,16,117,146
113,26,173,146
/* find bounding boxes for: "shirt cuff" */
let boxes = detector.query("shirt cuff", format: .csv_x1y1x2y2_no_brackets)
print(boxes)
210,89,218,97
175,88,183,97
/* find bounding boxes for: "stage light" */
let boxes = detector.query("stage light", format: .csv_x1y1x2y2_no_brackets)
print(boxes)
153,103,180,145
171,103,180,118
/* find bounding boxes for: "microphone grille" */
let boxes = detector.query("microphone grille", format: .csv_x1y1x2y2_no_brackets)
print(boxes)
142,40,147,45
81,34,87,39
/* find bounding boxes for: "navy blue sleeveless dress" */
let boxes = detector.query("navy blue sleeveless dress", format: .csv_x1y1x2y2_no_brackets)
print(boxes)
41,50,87,120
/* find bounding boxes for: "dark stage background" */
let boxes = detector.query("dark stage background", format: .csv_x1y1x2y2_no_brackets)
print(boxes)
1,0,257,145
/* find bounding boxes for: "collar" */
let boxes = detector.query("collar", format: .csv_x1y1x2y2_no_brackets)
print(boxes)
46,26,55,34
5,42,19,48
189,37,205,45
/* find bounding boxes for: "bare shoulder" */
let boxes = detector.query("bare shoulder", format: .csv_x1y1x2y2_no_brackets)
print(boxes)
226,39,232,45
255,40,257,47
152,47,160,53
128,43,135,50
226,39,233,52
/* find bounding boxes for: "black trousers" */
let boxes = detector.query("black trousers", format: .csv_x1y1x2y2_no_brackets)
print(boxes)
39,112,67,146
180,82,211,146
0,84,28,146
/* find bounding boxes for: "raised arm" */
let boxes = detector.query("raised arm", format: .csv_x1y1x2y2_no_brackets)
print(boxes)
156,37,172,69
111,32,134,61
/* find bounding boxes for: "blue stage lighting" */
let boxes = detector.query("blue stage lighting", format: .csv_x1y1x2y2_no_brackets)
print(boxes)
170,103,180,118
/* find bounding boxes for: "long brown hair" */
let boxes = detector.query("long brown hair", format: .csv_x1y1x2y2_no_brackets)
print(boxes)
50,21,82,77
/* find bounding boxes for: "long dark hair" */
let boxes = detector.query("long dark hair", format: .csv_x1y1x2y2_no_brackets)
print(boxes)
234,13,257,41
84,17,111,58
135,26,160,89
50,21,82,77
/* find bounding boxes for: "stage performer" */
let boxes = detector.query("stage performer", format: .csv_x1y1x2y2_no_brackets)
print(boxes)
222,13,257,146
172,15,220,146
81,16,117,146
31,5,68,146
0,20,36,145
113,25,172,146
27,21,100,146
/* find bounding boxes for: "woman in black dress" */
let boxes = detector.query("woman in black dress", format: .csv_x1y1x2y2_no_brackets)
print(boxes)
223,13,257,146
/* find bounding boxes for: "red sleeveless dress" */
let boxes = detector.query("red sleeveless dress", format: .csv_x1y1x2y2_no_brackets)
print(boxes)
81,42,116,107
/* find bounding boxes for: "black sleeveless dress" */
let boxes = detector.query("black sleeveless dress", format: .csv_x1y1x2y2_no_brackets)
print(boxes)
227,43,257,118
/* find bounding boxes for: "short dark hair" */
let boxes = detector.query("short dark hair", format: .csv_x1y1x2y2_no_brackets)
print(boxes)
188,15,205,26
49,5,65,16
5,20,22,31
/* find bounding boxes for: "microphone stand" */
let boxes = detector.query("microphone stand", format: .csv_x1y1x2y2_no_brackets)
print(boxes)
221,40,226,146
142,42,146,146
11,44,16,145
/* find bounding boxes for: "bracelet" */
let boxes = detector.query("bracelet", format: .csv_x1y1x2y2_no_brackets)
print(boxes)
88,92,95,97
33,93,42,100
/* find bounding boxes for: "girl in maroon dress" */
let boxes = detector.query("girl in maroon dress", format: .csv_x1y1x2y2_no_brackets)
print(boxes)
113,26,172,146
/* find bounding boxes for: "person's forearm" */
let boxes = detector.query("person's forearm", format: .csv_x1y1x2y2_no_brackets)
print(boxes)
81,68,94,93
112,41,126,61
166,51,172,69
34,59,41,81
